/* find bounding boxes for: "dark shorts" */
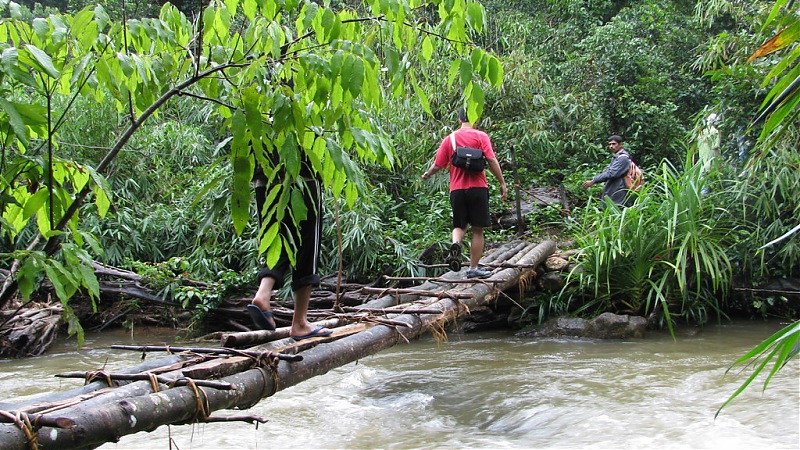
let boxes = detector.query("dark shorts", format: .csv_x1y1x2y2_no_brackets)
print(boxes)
255,177,322,291
450,187,491,229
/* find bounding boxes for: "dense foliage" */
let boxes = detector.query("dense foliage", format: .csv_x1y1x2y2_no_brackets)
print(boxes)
1,0,799,345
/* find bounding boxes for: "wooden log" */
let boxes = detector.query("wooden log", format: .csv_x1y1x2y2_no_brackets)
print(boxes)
218,317,344,348
340,307,446,315
0,410,75,429
0,240,557,450
0,354,196,414
53,372,234,390
357,287,474,298
108,345,303,362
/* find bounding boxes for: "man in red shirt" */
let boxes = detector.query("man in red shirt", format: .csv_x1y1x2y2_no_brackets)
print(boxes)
422,108,508,279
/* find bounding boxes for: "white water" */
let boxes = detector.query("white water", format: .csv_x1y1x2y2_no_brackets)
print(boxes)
1,320,797,449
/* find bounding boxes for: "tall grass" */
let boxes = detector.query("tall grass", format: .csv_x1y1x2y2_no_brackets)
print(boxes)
559,159,738,331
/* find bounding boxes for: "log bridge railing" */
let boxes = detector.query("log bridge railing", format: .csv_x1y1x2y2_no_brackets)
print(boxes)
0,240,557,450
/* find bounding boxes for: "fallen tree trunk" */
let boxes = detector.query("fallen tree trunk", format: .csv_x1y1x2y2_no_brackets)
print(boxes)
0,240,556,449
0,302,63,357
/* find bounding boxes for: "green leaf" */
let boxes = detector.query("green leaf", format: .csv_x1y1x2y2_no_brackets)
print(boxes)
116,52,134,77
342,54,364,97
32,18,49,42
231,154,253,236
22,188,48,221
16,256,38,301
290,185,308,223
0,98,29,146
487,55,503,87
459,58,472,85
23,44,60,78
263,224,282,263
421,35,434,62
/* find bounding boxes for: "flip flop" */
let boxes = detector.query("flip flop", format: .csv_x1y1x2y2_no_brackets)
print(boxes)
290,326,333,341
246,304,276,331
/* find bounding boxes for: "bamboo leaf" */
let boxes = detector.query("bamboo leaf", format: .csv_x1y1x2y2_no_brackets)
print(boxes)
749,20,800,61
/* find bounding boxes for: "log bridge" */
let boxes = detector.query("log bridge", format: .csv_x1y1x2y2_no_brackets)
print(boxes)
0,240,557,450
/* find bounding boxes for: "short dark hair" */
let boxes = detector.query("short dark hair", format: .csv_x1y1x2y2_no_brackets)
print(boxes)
458,107,468,123
608,135,623,143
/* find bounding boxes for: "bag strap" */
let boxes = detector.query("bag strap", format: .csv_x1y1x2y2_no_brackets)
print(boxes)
617,153,634,166
449,131,457,151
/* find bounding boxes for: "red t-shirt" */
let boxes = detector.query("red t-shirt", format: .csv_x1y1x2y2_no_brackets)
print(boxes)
434,127,495,192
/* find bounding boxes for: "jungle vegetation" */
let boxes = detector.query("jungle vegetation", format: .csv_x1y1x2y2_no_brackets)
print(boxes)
1,0,798,367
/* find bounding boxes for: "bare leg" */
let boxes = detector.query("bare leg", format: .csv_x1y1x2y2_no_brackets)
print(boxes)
290,285,331,337
251,276,276,329
469,226,485,268
451,227,466,244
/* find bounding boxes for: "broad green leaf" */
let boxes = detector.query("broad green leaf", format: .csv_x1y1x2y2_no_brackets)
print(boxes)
459,58,472,85
470,83,485,114
488,54,503,87
93,5,109,30
412,74,432,116
44,261,72,303
22,188,48,221
290,186,308,223
23,44,60,78
447,59,460,86
343,179,358,209
0,98,30,146
260,221,280,256
243,87,264,140
281,132,301,178
62,303,85,347
17,257,38,301
73,9,98,51
421,35,434,61
32,18,49,42
116,52,134,77
225,0,239,16
299,2,318,31
92,184,111,218
50,14,68,44
242,0,257,20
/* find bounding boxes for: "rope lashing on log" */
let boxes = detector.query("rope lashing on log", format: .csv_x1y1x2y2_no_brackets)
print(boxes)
55,371,235,390
184,378,211,424
0,410,75,430
147,372,160,392
261,365,280,398
342,306,444,315
0,410,39,450
358,286,474,298
83,369,114,387
381,275,506,283
249,348,280,398
305,310,414,328
110,345,303,362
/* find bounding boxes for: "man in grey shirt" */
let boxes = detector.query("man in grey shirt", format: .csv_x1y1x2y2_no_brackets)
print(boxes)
582,135,634,208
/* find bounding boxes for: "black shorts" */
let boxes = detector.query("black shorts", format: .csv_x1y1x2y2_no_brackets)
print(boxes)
450,187,491,229
256,177,322,291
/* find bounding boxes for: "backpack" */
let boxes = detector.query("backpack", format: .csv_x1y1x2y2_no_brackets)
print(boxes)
623,157,644,191
449,133,486,172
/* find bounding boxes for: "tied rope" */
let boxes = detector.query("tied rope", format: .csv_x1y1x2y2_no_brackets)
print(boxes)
146,372,160,393
173,378,210,423
0,410,38,450
84,370,114,387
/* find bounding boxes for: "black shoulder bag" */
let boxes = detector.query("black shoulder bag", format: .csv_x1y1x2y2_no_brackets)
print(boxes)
450,133,486,172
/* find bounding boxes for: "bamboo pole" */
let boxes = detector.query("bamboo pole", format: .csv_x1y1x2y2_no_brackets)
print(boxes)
0,240,556,450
